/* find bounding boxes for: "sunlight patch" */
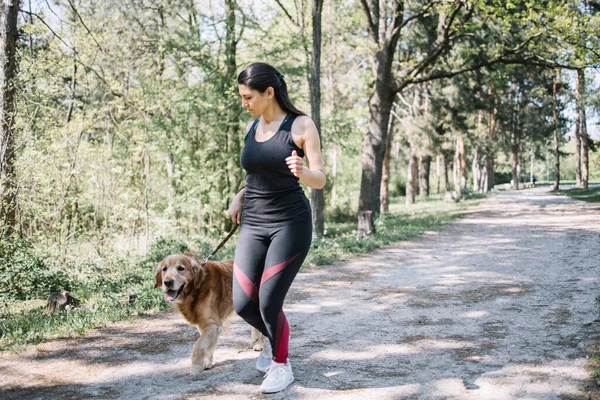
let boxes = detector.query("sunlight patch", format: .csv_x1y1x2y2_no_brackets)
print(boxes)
462,310,488,318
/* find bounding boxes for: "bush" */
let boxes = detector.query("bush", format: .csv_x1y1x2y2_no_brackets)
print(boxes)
0,236,71,300
494,171,512,185
327,204,357,223
143,237,190,264
390,177,407,197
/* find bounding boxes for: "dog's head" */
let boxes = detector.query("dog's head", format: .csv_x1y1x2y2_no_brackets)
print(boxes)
154,254,203,303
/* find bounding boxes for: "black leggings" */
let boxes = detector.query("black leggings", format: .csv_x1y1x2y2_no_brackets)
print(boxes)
233,219,312,363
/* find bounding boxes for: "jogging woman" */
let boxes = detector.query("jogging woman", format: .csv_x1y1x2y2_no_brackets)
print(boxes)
227,62,325,393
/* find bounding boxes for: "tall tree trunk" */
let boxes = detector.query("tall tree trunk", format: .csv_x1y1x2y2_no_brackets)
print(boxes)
436,154,441,194
0,0,20,237
519,141,525,186
418,155,431,200
405,143,417,206
511,143,519,190
574,69,582,188
442,151,451,192
579,69,589,189
359,71,394,226
380,131,392,213
529,149,535,185
224,0,242,231
380,108,395,213
486,91,498,192
458,135,467,190
357,1,402,236
486,156,494,192
480,155,488,193
453,137,463,199
552,70,560,191
310,0,325,236
424,155,431,196
510,90,521,190
472,145,480,192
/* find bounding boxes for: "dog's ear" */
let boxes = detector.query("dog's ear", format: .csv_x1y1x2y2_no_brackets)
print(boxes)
154,262,163,289
186,255,205,289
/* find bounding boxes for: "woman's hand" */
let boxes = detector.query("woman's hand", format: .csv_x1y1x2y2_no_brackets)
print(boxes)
227,188,245,224
285,150,304,177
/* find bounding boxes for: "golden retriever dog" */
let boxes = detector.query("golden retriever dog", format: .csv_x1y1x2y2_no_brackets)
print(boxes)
154,254,263,375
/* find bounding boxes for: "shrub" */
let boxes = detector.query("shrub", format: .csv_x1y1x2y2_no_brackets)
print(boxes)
494,171,512,185
327,204,357,223
143,237,190,264
0,236,70,300
390,177,407,197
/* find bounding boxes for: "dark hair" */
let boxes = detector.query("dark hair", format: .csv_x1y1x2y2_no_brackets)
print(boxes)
237,62,304,116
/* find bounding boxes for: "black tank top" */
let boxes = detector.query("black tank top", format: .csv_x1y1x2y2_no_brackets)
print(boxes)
240,114,311,226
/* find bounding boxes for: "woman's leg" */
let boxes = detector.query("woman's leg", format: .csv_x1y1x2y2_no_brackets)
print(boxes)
233,224,270,336
259,219,312,363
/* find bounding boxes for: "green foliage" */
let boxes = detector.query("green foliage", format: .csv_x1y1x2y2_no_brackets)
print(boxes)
390,176,407,198
0,236,70,300
0,287,168,349
3,0,600,351
306,195,473,267
494,171,513,185
0,194,474,350
0,235,211,350
327,204,358,224
591,348,600,387
143,237,192,264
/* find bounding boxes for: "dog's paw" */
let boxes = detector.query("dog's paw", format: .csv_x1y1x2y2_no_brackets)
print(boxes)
251,327,261,343
191,362,206,377
253,333,265,351
253,341,264,351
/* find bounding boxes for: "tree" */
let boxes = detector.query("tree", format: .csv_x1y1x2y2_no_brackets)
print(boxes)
310,0,325,237
578,68,589,188
552,69,561,191
574,69,582,187
0,0,20,236
357,0,600,234
356,0,511,232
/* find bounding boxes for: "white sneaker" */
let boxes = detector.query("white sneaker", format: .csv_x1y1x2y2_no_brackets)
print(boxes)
255,338,273,373
260,359,294,393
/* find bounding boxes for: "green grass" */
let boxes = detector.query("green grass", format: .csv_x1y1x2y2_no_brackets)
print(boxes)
306,194,474,267
0,289,168,351
594,296,600,388
0,236,215,351
0,194,479,351
590,339,600,392
593,355,600,381
555,186,600,203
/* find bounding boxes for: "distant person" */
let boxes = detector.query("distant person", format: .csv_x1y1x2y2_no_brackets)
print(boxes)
227,62,326,394
532,175,537,186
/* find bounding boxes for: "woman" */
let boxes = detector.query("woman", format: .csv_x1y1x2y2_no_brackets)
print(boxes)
227,62,325,394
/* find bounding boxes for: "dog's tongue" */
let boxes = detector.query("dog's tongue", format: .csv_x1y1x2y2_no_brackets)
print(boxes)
165,290,178,301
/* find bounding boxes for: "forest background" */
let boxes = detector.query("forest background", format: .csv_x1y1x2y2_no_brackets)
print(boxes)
1,0,600,347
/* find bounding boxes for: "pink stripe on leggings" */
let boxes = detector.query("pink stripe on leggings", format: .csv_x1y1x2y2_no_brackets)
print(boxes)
233,262,259,303
260,252,300,287
273,308,290,363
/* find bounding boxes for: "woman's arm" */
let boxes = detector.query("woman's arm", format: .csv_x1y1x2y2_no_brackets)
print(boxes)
286,116,326,189
227,187,245,224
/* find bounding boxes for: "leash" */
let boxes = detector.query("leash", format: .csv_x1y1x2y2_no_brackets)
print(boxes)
200,223,240,266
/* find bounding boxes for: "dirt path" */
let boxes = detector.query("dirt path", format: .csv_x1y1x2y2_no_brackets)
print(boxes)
1,188,599,400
